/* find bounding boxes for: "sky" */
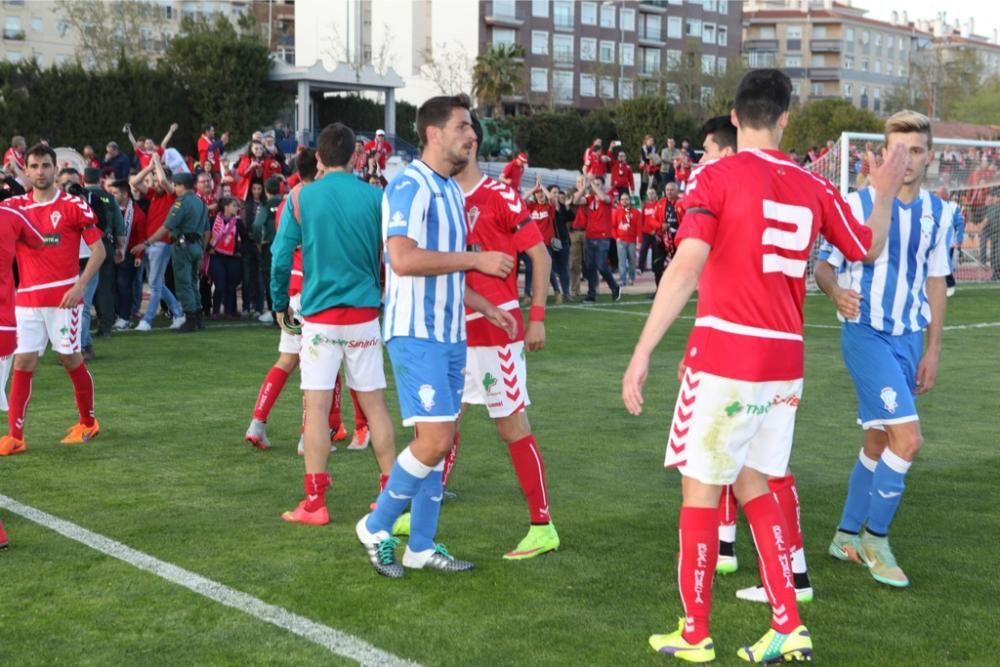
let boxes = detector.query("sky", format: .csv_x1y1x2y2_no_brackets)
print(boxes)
853,0,1000,40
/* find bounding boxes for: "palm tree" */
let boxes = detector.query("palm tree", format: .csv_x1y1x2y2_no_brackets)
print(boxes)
472,43,525,118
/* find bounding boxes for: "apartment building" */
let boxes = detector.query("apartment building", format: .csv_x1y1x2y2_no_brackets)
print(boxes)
742,0,928,111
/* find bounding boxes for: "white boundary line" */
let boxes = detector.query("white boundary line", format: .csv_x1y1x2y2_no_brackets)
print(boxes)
560,304,1000,332
0,494,420,667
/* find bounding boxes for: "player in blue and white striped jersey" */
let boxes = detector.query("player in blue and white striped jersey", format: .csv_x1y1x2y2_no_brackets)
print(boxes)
356,94,517,578
816,110,949,589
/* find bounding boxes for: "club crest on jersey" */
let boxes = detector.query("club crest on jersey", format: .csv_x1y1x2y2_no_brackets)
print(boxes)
418,384,436,411
920,214,934,237
50,210,62,228
880,386,898,414
467,205,480,234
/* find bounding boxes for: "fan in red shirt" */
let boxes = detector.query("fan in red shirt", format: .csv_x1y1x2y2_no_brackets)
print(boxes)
450,114,558,559
0,143,107,457
623,69,908,662
234,141,283,202
522,180,555,303
574,175,620,302
583,139,610,179
612,191,640,286
107,179,147,326
362,130,392,171
500,152,528,192
673,152,692,191
127,122,178,170
197,124,221,176
610,151,635,198
3,136,26,182
568,175,589,298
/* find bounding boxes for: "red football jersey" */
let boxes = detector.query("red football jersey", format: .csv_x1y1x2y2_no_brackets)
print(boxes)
612,205,639,241
677,149,871,381
463,176,542,346
275,193,303,296
527,201,554,244
0,206,45,354
4,191,101,308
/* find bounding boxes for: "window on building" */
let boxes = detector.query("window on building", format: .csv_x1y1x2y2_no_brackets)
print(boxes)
875,33,881,47
666,82,680,103
746,51,776,67
620,42,635,66
600,3,615,28
843,82,853,97
812,54,825,67
875,60,881,74
492,28,516,48
645,14,662,40
620,78,634,99
718,56,727,74
580,37,597,61
704,0,717,11
813,25,827,38
621,8,635,31
532,30,549,55
599,40,615,63
581,73,597,97
531,68,549,92
786,54,802,68
886,35,893,49
787,25,802,39
30,16,43,32
599,77,615,98
701,54,716,75
844,54,853,69
56,53,70,65
666,16,681,39
898,63,904,77
553,70,574,101
861,58,868,72
553,0,574,28
5,51,22,63
718,26,727,46
553,34,573,63
686,19,702,39
666,49,681,68
861,30,869,44
581,2,597,26
703,23,715,44
845,27,854,42
701,85,714,105
532,0,549,18
759,25,776,39
493,0,516,18
719,0,728,15
4,16,23,39
792,81,801,96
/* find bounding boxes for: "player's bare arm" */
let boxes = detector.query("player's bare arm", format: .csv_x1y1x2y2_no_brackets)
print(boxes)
464,286,517,340
524,241,551,352
622,238,709,416
862,142,909,262
815,262,862,320
387,236,512,278
61,238,106,309
916,276,946,394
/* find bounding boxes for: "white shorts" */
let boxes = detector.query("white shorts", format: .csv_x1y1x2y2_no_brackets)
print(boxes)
664,369,803,485
278,295,303,355
461,341,530,418
299,318,386,392
15,305,84,356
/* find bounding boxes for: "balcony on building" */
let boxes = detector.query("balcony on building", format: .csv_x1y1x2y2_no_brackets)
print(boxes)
3,28,25,41
484,1,524,28
809,67,840,80
638,2,668,13
638,29,665,48
811,39,842,53
744,39,778,51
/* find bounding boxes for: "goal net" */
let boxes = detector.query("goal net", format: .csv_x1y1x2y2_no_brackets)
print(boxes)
805,132,1000,286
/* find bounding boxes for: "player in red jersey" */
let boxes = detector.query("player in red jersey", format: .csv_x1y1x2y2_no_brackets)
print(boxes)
442,114,559,559
622,70,907,663
0,144,107,457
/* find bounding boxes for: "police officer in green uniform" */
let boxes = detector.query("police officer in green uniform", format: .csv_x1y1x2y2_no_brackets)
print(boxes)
162,172,209,332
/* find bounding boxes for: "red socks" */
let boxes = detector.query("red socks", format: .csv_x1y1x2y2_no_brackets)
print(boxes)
328,374,343,430
8,369,32,439
507,434,551,524
303,472,331,512
253,366,289,422
442,430,460,487
66,364,95,427
678,506,718,644
350,389,367,429
768,475,804,560
743,494,801,633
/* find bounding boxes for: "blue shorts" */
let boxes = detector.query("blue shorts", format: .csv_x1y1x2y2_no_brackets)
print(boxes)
386,337,466,427
841,323,922,430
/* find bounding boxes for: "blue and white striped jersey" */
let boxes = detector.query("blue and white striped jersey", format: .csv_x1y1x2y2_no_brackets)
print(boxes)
382,159,467,343
819,186,951,335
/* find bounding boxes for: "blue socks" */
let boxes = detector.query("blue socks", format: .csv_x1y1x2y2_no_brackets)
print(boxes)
408,463,444,552
867,448,911,536
368,447,430,534
838,449,878,533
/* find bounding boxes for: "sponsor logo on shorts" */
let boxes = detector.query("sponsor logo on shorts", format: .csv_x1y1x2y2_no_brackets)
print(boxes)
724,400,771,417
880,386,898,414
771,393,801,407
482,372,498,394
309,334,380,349
724,401,742,417
418,384,436,411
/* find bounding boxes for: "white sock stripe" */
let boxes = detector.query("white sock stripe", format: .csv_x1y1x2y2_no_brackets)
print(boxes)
747,523,779,611
858,449,878,472
397,447,434,479
527,440,549,511
880,448,912,475
677,527,688,620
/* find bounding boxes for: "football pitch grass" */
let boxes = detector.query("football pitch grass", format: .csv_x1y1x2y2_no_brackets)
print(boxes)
2,287,999,666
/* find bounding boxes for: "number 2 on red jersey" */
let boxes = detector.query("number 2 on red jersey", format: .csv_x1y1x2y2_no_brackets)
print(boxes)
761,199,812,278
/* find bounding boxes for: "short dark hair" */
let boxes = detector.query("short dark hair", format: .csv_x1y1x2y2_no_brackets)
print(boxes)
470,113,484,150
109,178,131,192
218,196,236,211
316,122,355,168
203,124,214,133
295,148,318,181
733,69,792,130
702,115,737,151
264,175,283,195
26,143,57,166
416,94,472,145
58,167,80,178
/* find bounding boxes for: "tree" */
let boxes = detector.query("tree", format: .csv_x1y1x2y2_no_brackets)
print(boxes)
615,96,700,159
953,78,1000,126
472,44,525,118
781,98,883,153
511,111,587,169
421,41,473,96
909,45,983,120
162,16,289,143
54,0,167,68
